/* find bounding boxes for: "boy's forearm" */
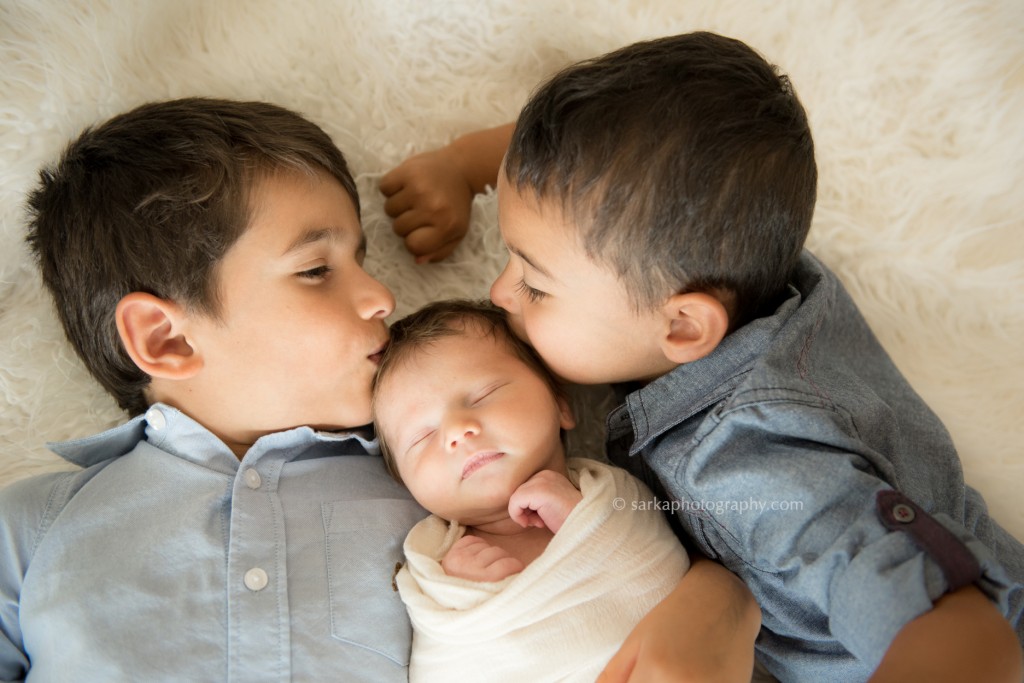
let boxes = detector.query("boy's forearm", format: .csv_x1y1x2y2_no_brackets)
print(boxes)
664,554,761,660
685,555,761,636
597,554,759,682
869,585,1023,682
443,123,514,195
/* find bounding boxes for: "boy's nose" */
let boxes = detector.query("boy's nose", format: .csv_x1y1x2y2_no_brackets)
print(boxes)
489,263,517,314
357,272,396,320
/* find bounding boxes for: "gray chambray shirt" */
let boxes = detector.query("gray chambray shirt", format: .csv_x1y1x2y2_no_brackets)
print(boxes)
607,251,1024,682
0,405,426,682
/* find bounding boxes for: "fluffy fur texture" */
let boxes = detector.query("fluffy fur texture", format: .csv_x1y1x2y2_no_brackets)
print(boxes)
0,1,1021,540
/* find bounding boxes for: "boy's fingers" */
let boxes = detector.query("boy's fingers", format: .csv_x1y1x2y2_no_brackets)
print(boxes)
378,168,405,197
415,242,459,264
382,189,415,218
392,212,430,238
404,226,461,257
597,636,639,683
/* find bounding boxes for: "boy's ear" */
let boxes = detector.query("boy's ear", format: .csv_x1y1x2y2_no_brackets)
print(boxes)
556,393,576,431
658,292,730,365
115,292,203,379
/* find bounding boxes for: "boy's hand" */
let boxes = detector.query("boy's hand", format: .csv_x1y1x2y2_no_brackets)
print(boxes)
598,556,761,683
868,585,1023,682
508,470,582,533
380,149,473,264
441,534,524,582
379,123,513,263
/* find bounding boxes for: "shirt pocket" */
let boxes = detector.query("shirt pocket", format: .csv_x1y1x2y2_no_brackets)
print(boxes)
322,498,426,666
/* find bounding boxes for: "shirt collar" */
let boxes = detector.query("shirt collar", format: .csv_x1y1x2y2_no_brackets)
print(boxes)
616,251,827,454
48,403,379,470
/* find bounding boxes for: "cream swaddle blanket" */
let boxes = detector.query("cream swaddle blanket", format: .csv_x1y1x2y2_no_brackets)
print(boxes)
396,458,689,683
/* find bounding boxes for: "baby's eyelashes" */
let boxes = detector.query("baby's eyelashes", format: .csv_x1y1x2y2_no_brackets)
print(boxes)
469,381,507,406
404,428,436,455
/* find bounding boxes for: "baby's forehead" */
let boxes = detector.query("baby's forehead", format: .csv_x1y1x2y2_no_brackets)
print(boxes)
393,326,501,371
380,326,518,386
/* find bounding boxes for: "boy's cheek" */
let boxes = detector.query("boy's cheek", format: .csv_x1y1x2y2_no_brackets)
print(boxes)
326,381,374,429
504,312,529,344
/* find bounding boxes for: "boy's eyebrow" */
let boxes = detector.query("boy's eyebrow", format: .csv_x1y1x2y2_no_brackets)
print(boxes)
283,227,332,256
282,227,366,256
508,244,554,281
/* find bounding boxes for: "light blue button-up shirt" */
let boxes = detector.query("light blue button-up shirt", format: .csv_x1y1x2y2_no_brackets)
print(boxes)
608,251,1023,682
0,405,426,682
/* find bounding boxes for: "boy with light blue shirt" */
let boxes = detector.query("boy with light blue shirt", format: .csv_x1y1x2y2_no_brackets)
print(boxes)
382,32,1024,682
0,98,426,682
0,96,758,681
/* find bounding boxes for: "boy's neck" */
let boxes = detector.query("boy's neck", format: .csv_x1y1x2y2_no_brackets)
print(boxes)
144,398,285,461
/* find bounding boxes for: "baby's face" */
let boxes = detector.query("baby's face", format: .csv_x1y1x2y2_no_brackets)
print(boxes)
375,327,573,525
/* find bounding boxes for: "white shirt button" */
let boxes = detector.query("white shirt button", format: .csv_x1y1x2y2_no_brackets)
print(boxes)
144,407,166,431
244,468,262,490
244,567,269,592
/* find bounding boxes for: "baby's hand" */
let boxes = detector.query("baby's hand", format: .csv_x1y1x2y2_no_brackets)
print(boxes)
508,470,582,534
379,149,473,264
441,534,524,582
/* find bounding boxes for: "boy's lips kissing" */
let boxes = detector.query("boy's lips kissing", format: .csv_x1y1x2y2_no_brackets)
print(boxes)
462,451,504,479
368,342,388,365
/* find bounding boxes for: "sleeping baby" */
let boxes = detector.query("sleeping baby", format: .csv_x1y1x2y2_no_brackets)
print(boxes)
370,299,691,683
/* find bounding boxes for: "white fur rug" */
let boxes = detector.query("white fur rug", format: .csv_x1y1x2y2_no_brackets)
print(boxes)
1,1,1021,541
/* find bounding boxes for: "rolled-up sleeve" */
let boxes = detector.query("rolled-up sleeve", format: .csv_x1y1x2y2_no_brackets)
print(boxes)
673,403,1015,669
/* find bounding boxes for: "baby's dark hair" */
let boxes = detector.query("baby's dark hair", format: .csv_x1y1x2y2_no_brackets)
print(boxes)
504,31,817,329
25,97,358,416
371,299,564,483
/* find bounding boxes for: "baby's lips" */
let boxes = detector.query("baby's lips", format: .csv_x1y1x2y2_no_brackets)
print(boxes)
461,451,504,479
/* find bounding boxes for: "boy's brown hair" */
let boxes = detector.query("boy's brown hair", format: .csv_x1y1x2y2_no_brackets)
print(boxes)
504,31,817,329
25,97,358,416
372,299,564,483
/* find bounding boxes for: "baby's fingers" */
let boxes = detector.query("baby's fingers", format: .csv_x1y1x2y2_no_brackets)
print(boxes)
442,535,524,581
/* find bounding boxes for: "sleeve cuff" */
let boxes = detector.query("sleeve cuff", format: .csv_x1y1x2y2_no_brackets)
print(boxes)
828,492,1014,669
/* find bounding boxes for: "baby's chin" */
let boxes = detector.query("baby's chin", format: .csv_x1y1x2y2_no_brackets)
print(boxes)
448,488,526,526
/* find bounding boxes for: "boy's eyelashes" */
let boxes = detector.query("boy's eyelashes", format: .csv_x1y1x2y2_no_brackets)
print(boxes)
514,277,547,302
296,264,333,280
294,240,366,280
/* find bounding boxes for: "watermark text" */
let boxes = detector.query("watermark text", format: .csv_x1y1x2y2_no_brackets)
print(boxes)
612,496,803,515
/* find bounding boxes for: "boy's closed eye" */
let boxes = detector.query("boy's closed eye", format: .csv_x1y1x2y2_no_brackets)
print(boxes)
514,277,547,302
297,264,333,280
